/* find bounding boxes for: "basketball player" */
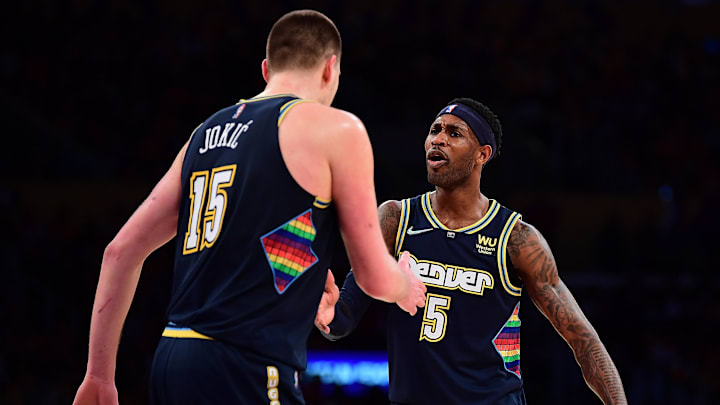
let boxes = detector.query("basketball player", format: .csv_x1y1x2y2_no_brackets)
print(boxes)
73,10,426,405
315,98,627,404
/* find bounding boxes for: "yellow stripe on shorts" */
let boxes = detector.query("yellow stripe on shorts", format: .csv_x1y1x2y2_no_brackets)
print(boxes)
162,327,214,340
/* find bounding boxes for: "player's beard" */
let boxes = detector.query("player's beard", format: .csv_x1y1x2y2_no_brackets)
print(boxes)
427,152,475,189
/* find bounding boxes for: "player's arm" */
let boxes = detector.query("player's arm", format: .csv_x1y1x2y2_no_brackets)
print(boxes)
316,200,401,338
508,220,627,405
327,114,425,314
73,141,188,405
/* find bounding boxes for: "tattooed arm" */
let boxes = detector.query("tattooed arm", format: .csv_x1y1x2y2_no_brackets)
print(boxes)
377,200,402,255
508,220,627,405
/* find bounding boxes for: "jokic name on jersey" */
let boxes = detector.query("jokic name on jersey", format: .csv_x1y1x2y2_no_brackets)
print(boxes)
198,120,254,154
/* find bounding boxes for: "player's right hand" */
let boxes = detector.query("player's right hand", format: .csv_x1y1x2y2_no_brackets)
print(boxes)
395,251,427,316
73,375,119,405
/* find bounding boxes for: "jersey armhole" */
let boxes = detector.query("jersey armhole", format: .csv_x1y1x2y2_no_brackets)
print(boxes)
394,199,411,258
181,122,205,169
188,122,204,141
277,99,315,127
498,212,523,296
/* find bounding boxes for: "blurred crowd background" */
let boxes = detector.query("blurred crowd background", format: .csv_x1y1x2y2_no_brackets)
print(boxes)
2,0,719,404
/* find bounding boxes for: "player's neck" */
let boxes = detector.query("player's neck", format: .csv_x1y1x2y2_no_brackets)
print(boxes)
431,184,488,225
257,71,324,103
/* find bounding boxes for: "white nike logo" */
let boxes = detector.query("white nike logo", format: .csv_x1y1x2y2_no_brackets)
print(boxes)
406,226,433,235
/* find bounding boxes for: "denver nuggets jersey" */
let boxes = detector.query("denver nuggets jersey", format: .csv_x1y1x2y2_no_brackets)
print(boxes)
388,192,525,405
167,94,338,370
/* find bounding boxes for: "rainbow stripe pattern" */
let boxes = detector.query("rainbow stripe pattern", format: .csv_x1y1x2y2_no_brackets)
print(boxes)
261,209,318,294
493,302,521,378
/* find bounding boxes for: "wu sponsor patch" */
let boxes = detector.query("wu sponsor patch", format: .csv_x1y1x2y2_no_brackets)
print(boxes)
476,234,498,255
260,209,318,294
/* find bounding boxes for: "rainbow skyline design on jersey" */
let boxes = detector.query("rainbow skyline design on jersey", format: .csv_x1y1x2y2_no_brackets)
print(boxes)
493,302,522,378
261,209,318,294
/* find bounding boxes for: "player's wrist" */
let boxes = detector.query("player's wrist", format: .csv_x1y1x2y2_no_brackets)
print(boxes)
85,360,116,385
84,370,115,385
390,261,411,304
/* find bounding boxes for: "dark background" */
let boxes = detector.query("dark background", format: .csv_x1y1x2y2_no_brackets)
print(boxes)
2,0,719,404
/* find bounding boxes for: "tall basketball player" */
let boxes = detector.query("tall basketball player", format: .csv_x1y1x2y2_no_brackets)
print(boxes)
73,10,426,405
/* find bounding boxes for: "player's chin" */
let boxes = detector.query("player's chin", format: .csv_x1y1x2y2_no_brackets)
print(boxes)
427,172,449,187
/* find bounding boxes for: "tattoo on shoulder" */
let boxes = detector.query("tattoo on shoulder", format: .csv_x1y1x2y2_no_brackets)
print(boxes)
507,221,532,258
378,201,401,253
507,221,557,283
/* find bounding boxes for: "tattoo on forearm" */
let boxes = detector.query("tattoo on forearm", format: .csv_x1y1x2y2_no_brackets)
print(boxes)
570,333,627,404
509,221,627,404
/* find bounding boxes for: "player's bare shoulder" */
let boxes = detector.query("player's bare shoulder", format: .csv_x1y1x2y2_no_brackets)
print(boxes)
284,102,366,138
507,219,533,259
279,102,357,124
285,103,371,173
277,102,369,199
506,219,557,281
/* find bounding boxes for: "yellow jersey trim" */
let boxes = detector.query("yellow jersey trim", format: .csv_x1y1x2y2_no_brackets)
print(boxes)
420,193,439,229
162,327,214,340
421,192,500,233
394,199,411,257
277,99,314,126
236,94,295,104
465,201,501,234
498,212,523,296
313,197,332,209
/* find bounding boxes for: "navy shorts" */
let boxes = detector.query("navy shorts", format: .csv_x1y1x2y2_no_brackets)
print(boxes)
150,333,305,405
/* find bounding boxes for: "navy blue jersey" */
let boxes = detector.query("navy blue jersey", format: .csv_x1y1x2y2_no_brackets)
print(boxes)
167,94,338,371
387,192,524,405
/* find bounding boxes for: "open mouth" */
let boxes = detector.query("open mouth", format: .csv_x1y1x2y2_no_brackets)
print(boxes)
426,149,448,168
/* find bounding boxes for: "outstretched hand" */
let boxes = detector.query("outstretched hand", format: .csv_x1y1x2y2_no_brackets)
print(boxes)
395,251,427,316
314,269,339,334
73,376,118,405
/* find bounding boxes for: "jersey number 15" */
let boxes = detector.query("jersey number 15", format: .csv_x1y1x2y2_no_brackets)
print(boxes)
182,165,237,255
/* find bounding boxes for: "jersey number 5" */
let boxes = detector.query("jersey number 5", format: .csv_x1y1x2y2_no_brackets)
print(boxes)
182,165,237,255
419,293,452,342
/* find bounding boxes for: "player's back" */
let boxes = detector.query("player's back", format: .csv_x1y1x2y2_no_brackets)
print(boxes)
388,192,525,405
167,94,338,370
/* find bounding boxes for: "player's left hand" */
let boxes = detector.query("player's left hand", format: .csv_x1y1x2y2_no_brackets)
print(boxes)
314,269,339,334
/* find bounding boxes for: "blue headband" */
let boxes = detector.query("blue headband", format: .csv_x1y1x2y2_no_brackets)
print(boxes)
436,103,496,159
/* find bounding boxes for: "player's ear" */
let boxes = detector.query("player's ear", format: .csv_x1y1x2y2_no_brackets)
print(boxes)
477,145,492,166
261,59,270,83
321,55,337,85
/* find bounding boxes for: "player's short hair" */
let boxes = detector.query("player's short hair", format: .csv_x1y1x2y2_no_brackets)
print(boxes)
448,97,504,158
266,10,342,72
